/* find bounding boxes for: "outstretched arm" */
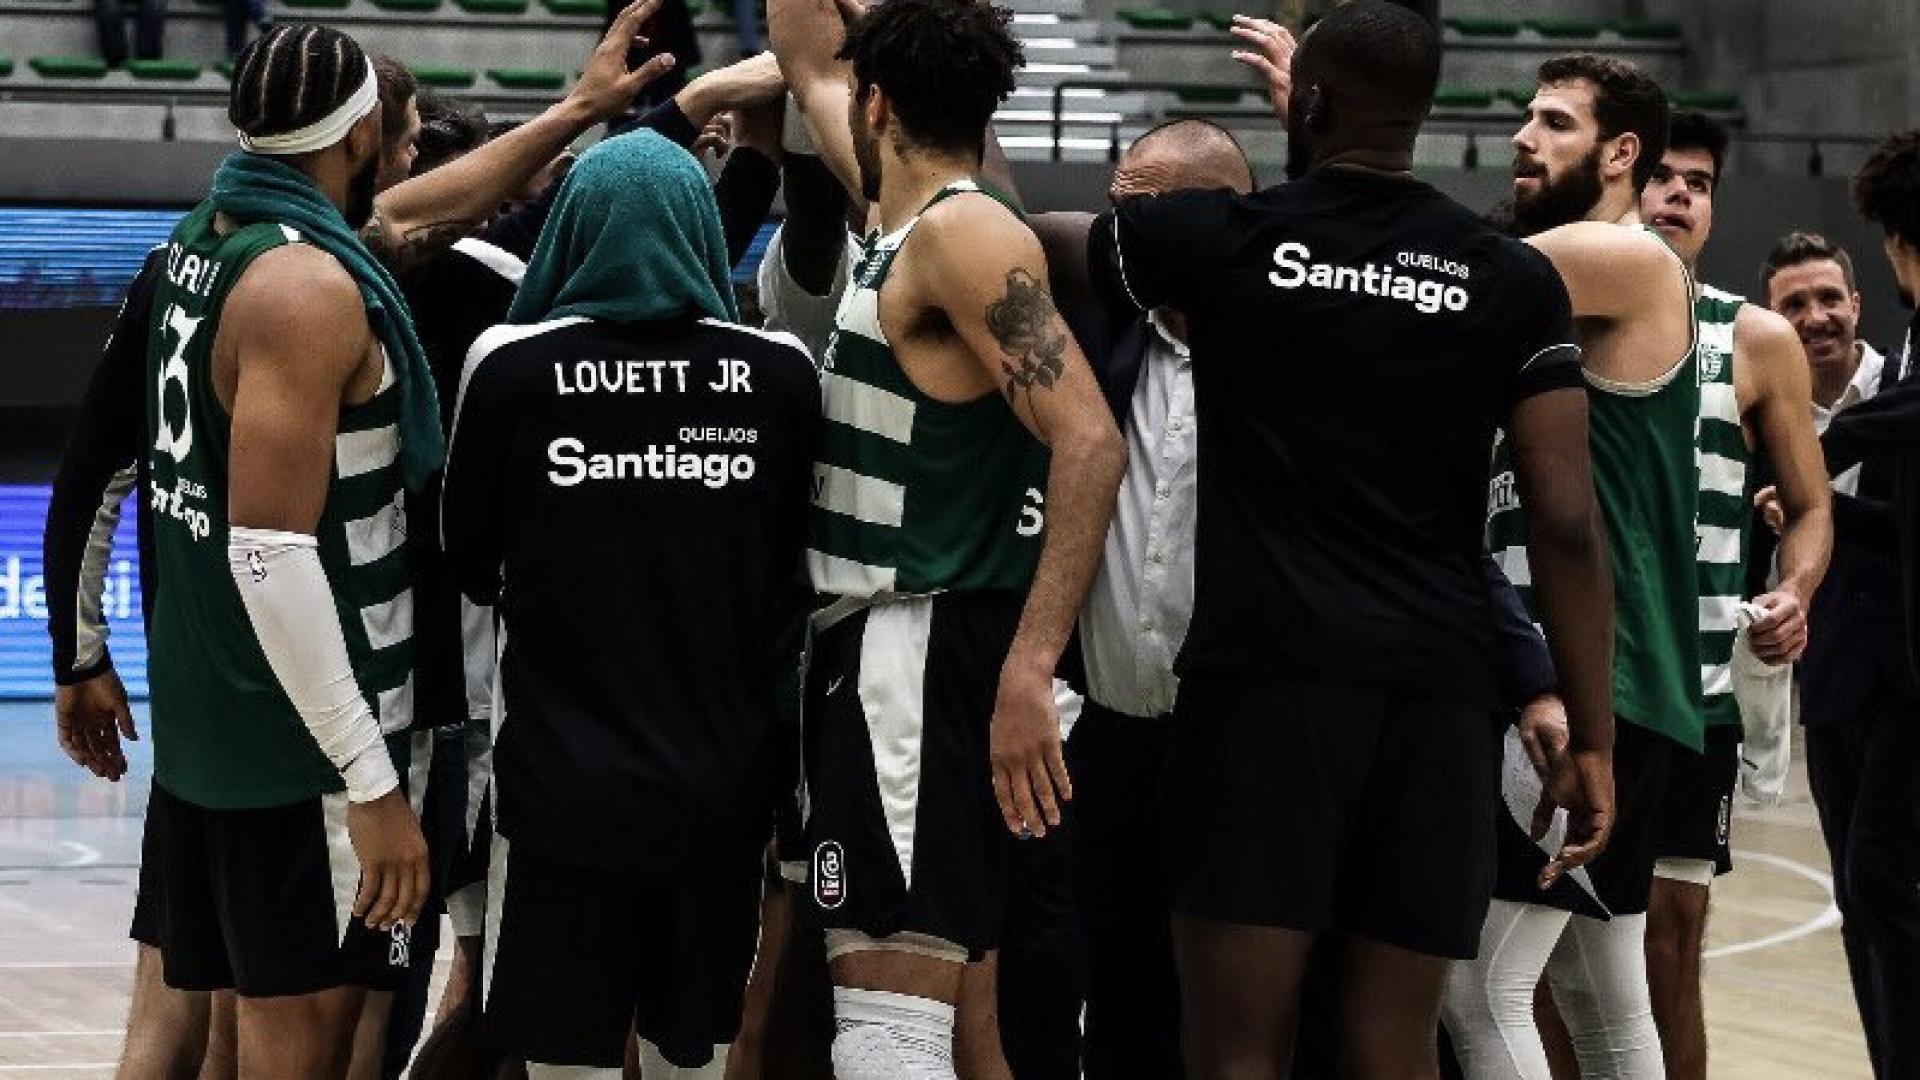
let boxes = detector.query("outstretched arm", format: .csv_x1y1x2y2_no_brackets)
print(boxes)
363,0,675,271
1741,304,1831,662
770,0,1020,217
769,0,865,211
914,204,1125,839
1029,211,1097,313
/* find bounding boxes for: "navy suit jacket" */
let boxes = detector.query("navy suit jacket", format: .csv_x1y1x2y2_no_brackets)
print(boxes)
1798,341,1920,724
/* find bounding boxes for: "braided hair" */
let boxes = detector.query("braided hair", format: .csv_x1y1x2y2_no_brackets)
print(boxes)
229,23,371,141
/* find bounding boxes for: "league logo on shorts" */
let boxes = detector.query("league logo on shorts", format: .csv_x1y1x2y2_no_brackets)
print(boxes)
813,840,847,910
388,923,411,969
1716,795,1732,847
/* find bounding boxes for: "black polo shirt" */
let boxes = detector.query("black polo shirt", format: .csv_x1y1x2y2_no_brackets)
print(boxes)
1089,166,1580,705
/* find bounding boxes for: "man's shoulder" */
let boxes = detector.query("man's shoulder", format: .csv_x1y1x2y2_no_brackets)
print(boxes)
224,244,364,337
695,317,819,373
1731,300,1802,360
465,316,596,373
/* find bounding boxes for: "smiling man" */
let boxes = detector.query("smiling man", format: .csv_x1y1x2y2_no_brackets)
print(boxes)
1635,110,1831,1080
1763,227,1920,1080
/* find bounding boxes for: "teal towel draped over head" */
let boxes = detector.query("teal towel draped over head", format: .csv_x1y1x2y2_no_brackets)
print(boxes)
210,152,444,491
508,129,739,327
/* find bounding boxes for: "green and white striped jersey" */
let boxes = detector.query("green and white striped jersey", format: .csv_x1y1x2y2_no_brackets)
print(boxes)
807,180,1049,618
146,204,414,809
1694,284,1749,728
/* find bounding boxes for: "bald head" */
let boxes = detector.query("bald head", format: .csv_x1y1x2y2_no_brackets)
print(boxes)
1113,120,1256,201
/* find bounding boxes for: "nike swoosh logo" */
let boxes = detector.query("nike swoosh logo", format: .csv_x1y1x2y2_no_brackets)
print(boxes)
827,677,846,696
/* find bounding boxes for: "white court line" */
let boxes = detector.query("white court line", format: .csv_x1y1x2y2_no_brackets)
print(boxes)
1704,849,1843,960
0,1032,121,1038
0,962,132,970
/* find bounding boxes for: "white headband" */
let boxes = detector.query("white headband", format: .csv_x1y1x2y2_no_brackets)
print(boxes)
237,58,380,155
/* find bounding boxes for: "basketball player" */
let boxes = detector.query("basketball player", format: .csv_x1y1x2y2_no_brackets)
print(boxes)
1449,55,1716,1080
771,0,1126,1074
441,129,819,1080
48,14,678,1079
1077,6,1613,1078
1636,111,1831,1080
129,19,619,1074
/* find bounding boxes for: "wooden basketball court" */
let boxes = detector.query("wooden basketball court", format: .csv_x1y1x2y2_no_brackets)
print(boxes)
0,701,1871,1077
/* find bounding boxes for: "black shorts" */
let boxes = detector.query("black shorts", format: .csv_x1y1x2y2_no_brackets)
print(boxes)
479,836,763,1069
444,786,493,939
1494,717,1678,916
129,782,164,949
142,783,413,996
802,592,1022,958
1161,676,1504,960
1655,723,1739,876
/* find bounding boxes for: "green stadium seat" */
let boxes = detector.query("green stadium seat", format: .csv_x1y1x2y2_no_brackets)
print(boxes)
1444,16,1520,37
1499,86,1537,109
1671,89,1741,112
1614,19,1681,41
127,59,203,80
456,0,531,11
489,68,567,90
1198,11,1234,31
1525,18,1603,39
215,59,234,79
0,58,13,79
1116,6,1193,31
30,56,110,78
1173,87,1242,105
373,0,443,10
412,65,478,88
543,0,603,13
1432,86,1495,110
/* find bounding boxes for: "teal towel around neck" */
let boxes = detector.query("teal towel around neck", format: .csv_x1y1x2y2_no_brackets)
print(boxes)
209,152,444,491
508,129,739,327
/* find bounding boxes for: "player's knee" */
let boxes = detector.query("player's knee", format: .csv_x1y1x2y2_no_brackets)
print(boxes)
1650,865,1713,943
830,988,958,1080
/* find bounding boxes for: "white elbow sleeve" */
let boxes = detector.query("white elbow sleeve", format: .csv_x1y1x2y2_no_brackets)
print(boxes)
229,526,399,803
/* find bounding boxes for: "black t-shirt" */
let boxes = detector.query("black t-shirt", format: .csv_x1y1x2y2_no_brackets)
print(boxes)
442,315,820,871
1089,167,1580,704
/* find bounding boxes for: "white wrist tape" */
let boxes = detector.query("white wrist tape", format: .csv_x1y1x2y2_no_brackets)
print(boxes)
780,92,817,156
229,526,399,803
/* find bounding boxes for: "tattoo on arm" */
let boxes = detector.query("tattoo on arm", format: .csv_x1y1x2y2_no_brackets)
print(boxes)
359,211,474,274
986,269,1069,404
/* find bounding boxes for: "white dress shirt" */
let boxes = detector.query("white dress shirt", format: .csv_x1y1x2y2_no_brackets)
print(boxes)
1079,313,1197,718
1812,342,1887,496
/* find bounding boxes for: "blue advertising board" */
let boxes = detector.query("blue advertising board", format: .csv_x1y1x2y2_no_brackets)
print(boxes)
0,485,147,700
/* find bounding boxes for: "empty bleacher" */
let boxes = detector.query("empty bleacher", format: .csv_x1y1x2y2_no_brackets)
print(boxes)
0,0,1753,174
